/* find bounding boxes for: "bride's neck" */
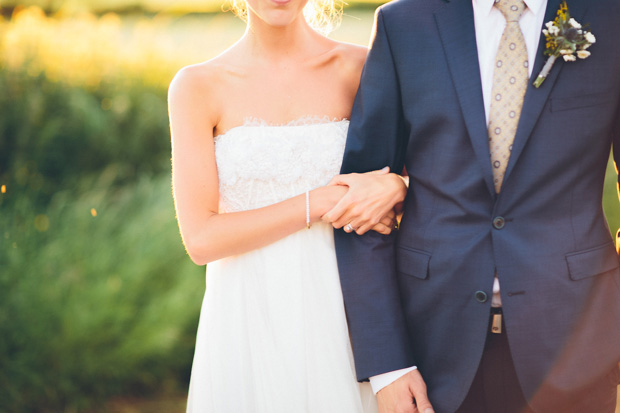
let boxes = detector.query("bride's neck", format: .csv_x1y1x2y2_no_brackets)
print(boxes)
241,14,320,61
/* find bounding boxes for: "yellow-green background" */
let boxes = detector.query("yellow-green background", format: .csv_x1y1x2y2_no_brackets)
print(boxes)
0,2,618,411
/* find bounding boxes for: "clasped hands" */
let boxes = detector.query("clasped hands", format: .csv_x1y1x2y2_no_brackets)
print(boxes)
322,167,407,235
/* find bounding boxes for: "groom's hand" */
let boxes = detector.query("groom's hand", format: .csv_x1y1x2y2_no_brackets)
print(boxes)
377,369,434,413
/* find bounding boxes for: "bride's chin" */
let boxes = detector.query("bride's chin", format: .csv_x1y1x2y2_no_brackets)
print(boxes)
256,12,303,28
247,0,308,27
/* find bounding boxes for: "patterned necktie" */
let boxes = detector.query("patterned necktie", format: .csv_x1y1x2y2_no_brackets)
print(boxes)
488,0,528,193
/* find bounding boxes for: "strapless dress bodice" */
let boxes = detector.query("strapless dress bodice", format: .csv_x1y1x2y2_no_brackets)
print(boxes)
214,118,349,212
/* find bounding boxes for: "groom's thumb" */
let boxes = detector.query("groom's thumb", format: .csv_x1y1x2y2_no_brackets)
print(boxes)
368,166,390,175
405,368,434,413
417,401,434,413
415,397,434,413
410,384,433,413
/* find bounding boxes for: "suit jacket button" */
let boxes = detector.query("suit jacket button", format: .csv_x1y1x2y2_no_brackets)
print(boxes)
475,291,488,303
492,216,505,229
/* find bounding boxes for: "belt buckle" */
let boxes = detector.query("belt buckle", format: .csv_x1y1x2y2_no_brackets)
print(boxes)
491,308,503,334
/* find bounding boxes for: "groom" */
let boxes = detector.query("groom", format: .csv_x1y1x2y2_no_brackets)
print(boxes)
332,0,620,411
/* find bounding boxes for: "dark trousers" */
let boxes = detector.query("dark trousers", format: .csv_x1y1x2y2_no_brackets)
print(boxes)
456,313,618,413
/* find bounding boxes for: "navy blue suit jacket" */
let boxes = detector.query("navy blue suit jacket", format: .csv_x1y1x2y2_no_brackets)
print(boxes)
335,0,620,411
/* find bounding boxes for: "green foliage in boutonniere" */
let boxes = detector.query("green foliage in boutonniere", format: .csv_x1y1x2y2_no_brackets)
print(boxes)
533,1,596,88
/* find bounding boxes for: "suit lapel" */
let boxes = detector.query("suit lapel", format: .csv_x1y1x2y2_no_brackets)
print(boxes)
434,0,496,198
502,0,589,184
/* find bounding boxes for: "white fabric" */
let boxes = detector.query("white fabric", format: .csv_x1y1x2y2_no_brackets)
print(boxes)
370,0,549,393
186,118,378,413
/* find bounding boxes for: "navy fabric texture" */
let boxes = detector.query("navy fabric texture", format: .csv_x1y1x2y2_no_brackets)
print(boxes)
335,0,620,411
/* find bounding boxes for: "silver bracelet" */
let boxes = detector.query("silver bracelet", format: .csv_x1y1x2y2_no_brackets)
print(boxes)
305,190,311,229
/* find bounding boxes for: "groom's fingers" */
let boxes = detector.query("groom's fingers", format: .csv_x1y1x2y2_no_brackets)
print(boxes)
322,184,360,225
376,375,417,413
407,370,434,413
322,197,353,226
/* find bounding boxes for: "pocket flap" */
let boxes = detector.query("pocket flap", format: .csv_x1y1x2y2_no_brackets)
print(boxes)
565,242,620,281
396,246,431,280
551,92,614,112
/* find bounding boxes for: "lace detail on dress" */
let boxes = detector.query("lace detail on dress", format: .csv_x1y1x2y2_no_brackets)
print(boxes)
214,119,349,213
241,115,349,128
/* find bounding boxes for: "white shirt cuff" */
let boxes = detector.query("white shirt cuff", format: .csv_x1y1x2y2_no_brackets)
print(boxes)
369,366,418,394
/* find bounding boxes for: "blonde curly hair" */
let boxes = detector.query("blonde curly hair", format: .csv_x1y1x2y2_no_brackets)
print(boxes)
224,0,343,35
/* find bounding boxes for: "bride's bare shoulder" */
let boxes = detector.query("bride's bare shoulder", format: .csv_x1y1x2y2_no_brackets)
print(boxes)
336,42,368,67
327,41,367,88
168,50,245,127
169,50,243,98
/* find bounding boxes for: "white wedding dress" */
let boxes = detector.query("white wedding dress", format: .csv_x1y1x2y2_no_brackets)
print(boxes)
186,118,378,413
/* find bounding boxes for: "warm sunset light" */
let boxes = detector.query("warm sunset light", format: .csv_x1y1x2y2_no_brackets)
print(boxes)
3,1,617,412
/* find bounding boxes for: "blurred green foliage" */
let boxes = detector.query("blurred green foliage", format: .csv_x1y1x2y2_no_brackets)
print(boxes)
0,72,171,203
0,70,205,411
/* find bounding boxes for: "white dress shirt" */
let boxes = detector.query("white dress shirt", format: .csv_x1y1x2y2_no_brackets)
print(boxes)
369,0,547,394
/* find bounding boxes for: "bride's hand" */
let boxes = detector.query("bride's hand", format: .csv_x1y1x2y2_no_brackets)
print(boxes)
322,167,407,235
370,209,398,235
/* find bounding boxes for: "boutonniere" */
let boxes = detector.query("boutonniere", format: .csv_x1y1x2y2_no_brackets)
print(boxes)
533,1,596,88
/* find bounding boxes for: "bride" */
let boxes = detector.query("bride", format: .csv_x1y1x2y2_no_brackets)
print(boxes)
168,0,407,410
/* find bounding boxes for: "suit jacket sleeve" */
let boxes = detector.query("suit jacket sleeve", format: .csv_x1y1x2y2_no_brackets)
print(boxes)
335,8,415,381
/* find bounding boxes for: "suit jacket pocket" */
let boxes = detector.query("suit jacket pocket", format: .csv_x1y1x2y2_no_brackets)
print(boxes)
550,92,614,112
565,242,620,281
396,246,431,280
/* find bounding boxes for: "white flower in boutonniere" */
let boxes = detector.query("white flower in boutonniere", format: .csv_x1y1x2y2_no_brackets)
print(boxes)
576,50,591,59
568,18,581,29
533,1,596,88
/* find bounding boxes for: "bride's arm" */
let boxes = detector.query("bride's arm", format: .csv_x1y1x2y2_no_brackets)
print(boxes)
169,66,392,265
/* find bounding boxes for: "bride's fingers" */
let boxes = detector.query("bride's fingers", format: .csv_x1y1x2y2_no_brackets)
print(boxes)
339,206,390,233
368,222,392,235
343,213,395,235
330,206,359,229
357,211,400,235
354,220,377,235
336,201,398,232
379,215,395,229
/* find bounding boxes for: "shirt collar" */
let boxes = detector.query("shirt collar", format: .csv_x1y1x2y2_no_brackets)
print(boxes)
473,0,547,19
